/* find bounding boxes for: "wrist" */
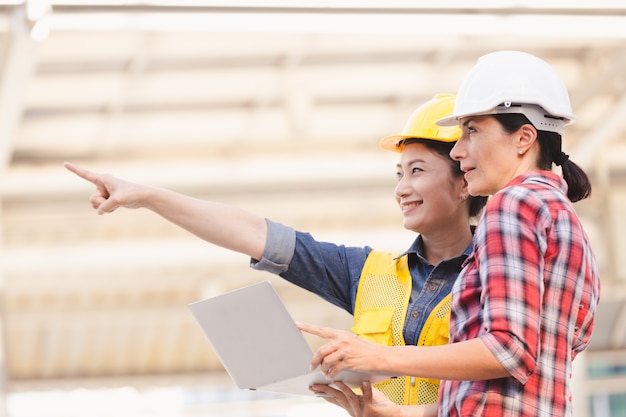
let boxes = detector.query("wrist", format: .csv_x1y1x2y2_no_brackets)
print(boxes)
380,345,399,375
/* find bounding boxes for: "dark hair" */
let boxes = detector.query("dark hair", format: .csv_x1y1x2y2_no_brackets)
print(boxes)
492,114,592,202
400,138,488,218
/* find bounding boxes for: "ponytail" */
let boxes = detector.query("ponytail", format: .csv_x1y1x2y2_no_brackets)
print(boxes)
536,132,591,202
556,156,592,202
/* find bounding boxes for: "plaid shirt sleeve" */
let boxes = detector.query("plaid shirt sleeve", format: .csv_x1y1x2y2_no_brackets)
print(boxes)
477,184,548,384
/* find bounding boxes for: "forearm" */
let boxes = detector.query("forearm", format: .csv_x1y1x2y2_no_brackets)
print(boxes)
384,338,509,381
402,403,437,417
141,185,268,259
418,403,438,417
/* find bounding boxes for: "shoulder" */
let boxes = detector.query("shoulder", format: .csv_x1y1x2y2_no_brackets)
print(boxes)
487,172,564,216
480,179,557,240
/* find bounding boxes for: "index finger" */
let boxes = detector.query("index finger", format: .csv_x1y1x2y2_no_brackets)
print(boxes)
296,322,342,340
63,162,102,185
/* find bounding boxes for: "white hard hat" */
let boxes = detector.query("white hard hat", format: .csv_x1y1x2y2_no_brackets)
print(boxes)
437,50,576,135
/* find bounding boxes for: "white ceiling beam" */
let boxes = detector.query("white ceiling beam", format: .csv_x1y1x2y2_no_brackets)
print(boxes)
0,7,40,174
42,1,626,15
15,4,625,37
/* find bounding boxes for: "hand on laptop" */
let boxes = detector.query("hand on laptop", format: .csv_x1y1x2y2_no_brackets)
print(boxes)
309,381,401,417
297,322,388,380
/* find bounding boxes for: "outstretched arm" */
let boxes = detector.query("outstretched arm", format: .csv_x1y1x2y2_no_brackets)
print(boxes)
64,162,268,260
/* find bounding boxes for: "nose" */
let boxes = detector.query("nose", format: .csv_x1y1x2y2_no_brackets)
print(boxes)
395,175,409,199
450,136,465,161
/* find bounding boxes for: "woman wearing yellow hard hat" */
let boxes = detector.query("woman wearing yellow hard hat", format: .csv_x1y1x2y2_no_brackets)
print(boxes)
307,94,486,412
64,93,486,413
300,51,600,417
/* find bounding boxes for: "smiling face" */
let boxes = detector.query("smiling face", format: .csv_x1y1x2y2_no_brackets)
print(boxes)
450,115,527,196
395,142,469,235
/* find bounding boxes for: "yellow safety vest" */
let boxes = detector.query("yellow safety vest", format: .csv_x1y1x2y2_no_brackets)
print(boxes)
352,251,451,405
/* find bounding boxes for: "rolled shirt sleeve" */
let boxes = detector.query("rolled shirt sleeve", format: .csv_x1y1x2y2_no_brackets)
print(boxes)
249,219,296,274
250,218,371,313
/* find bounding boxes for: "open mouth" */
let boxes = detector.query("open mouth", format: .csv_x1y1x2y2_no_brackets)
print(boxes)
401,201,422,213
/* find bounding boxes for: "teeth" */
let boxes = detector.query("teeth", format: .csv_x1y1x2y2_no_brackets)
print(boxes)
402,202,421,210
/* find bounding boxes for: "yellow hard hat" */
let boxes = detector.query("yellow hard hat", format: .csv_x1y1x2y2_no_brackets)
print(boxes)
380,93,461,152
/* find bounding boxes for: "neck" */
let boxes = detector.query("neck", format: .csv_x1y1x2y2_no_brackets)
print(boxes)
420,222,473,265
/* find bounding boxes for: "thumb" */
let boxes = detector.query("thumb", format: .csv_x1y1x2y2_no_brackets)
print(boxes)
95,197,118,215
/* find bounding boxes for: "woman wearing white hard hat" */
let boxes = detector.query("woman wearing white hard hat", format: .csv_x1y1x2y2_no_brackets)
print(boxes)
65,94,487,414
300,51,600,417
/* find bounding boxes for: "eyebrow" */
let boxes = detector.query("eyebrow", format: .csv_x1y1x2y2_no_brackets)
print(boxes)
396,158,426,169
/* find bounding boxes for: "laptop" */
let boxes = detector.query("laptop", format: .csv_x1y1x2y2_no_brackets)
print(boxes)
188,280,392,397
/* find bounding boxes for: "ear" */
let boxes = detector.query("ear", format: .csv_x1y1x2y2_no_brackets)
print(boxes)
460,177,470,201
517,124,537,155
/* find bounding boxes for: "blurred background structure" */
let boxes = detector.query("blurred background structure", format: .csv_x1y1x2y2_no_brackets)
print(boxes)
0,1,625,416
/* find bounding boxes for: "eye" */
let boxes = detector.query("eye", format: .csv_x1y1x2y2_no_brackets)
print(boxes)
462,121,477,136
396,171,403,180
411,167,424,174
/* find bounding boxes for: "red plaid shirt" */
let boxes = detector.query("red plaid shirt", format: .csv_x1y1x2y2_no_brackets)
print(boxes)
439,171,600,417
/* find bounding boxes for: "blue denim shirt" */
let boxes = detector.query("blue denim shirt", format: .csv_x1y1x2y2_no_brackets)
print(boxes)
251,219,472,346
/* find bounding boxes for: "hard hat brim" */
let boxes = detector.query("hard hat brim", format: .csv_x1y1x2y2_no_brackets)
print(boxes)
435,115,458,127
436,104,571,135
380,134,458,153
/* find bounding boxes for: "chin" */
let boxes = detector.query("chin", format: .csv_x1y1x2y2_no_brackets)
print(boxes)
403,220,421,232
468,184,488,197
